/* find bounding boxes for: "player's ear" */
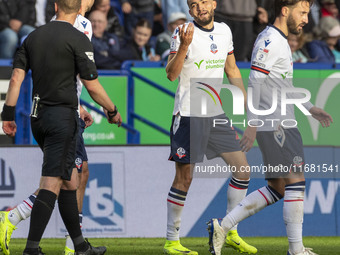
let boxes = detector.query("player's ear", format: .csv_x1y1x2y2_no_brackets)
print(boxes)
282,6,289,17
212,0,217,10
54,2,58,13
189,9,193,17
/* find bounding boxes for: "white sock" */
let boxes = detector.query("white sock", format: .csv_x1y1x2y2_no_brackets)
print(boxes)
65,235,74,250
284,181,305,254
8,194,36,226
166,187,187,241
226,177,249,231
222,185,282,233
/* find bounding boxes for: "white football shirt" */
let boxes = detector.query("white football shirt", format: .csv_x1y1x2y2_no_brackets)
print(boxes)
248,25,313,131
170,21,234,117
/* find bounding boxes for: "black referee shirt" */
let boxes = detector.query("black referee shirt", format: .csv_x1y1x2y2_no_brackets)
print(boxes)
13,20,98,109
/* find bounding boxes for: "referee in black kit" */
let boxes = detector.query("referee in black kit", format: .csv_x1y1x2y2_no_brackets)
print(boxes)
1,0,121,254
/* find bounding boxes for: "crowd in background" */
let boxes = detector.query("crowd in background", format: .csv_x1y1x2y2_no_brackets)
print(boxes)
0,0,340,69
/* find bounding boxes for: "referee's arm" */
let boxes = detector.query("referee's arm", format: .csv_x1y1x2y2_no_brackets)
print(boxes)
1,68,26,137
81,78,122,126
4,68,26,107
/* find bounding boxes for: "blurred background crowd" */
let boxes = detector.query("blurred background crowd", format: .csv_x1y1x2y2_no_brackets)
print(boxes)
0,0,340,69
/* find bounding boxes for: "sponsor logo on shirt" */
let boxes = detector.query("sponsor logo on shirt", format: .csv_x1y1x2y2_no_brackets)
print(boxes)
81,21,87,29
264,39,271,47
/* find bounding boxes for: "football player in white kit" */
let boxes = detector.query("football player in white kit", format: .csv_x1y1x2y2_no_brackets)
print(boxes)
0,1,99,255
164,0,257,254
208,1,333,255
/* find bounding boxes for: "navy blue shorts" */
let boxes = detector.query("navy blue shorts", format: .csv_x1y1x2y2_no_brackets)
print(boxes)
31,106,78,181
257,127,305,179
169,114,241,164
75,118,88,173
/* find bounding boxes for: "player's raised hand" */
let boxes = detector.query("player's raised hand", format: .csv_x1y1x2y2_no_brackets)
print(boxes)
179,23,194,48
309,106,333,128
2,121,17,137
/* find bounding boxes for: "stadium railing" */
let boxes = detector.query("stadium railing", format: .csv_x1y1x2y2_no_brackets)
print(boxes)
1,60,340,145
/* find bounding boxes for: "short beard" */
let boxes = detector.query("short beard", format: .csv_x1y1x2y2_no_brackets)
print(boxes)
287,14,303,35
195,12,214,27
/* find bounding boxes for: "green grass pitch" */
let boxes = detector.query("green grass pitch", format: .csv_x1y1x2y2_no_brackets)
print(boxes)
5,236,340,254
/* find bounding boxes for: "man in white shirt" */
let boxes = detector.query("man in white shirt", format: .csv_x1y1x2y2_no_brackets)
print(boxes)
164,0,257,254
208,1,333,255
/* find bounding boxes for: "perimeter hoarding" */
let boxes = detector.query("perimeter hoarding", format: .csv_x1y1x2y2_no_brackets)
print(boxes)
0,146,339,239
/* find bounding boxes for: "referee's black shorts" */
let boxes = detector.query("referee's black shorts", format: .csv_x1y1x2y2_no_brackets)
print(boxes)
31,106,78,181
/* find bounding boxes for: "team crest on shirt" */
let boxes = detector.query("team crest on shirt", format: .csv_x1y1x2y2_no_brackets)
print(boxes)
75,157,83,170
176,147,186,159
293,156,303,166
210,43,218,54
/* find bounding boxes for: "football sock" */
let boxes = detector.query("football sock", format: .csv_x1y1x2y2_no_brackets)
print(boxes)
58,189,88,252
65,212,83,251
284,181,305,254
222,185,282,232
166,187,187,241
226,177,249,231
79,212,83,228
25,189,56,251
8,194,36,226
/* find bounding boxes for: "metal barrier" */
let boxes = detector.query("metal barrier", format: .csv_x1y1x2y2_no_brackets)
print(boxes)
1,60,340,144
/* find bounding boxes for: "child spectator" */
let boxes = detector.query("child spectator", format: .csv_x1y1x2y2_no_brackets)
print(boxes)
120,19,160,62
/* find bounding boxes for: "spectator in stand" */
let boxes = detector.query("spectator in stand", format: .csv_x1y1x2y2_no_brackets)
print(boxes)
120,0,154,38
90,0,125,41
120,18,160,62
307,16,340,64
253,0,275,36
153,0,164,36
161,0,191,28
0,0,36,59
214,0,258,61
303,0,321,33
320,0,340,19
156,12,186,61
89,10,122,69
34,0,55,27
288,32,312,63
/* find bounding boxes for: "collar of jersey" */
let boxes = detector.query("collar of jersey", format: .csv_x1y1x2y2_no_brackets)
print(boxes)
268,24,287,39
193,21,214,32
